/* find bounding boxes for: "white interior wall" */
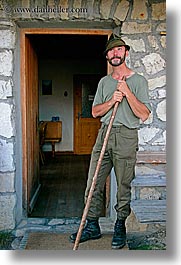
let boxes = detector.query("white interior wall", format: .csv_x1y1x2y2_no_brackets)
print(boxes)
39,58,105,152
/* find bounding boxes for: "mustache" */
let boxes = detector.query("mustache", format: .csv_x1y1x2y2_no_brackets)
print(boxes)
110,56,122,60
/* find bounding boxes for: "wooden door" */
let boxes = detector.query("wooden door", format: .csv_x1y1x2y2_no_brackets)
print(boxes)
74,74,101,154
22,35,40,213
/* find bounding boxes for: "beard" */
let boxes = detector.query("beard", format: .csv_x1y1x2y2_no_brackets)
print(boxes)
107,54,126,67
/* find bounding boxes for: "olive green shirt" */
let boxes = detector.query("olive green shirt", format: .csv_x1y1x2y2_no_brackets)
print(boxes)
93,73,152,129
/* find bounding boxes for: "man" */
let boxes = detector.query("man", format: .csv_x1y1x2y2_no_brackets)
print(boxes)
70,34,152,249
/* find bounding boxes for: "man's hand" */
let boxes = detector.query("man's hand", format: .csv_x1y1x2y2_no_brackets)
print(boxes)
117,80,130,97
116,80,150,122
112,90,124,103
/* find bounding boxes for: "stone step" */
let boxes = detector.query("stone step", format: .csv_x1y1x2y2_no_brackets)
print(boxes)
132,174,166,187
131,174,166,200
131,199,166,224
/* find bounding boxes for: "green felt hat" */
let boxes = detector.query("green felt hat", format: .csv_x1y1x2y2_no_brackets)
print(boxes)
104,34,130,55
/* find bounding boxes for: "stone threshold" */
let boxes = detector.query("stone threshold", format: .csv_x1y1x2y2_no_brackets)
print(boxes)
14,217,115,238
12,217,115,249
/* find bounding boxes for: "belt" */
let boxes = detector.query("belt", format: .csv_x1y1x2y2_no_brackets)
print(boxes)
101,123,123,128
101,123,137,131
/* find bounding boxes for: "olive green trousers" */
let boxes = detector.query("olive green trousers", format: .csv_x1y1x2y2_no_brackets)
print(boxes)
85,123,138,220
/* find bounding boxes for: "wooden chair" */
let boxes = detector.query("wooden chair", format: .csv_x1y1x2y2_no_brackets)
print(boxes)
44,121,62,157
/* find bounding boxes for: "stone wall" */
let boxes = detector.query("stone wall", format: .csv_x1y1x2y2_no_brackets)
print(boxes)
0,0,166,230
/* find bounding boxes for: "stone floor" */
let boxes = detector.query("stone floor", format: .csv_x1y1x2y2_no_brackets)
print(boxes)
11,217,166,250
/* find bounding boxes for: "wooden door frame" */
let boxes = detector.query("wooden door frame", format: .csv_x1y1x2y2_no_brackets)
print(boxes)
20,28,112,215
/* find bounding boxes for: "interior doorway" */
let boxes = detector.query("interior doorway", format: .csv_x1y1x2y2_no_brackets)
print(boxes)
74,74,101,154
20,29,111,218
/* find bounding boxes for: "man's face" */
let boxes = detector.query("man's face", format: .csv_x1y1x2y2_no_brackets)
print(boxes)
106,46,127,67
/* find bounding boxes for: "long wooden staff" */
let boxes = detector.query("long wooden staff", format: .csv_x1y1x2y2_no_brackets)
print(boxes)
73,76,125,250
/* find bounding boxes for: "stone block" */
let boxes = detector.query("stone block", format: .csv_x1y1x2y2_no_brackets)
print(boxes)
59,0,68,20
123,37,145,52
0,172,15,192
152,130,166,146
0,102,13,138
0,30,15,49
156,23,166,33
148,75,166,91
135,165,165,176
152,2,166,21
122,22,151,34
72,0,82,19
148,35,159,50
158,89,166,99
142,53,166,75
156,99,166,122
0,21,14,27
15,0,31,19
0,79,13,99
114,0,129,21
140,187,161,200
100,0,112,19
48,219,65,226
131,0,148,20
0,50,13,77
0,139,14,172
138,127,160,145
0,194,16,230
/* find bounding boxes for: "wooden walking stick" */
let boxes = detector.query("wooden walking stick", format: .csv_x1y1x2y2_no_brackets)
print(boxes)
73,76,125,250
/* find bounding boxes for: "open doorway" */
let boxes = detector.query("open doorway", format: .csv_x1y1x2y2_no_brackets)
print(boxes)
20,30,110,218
